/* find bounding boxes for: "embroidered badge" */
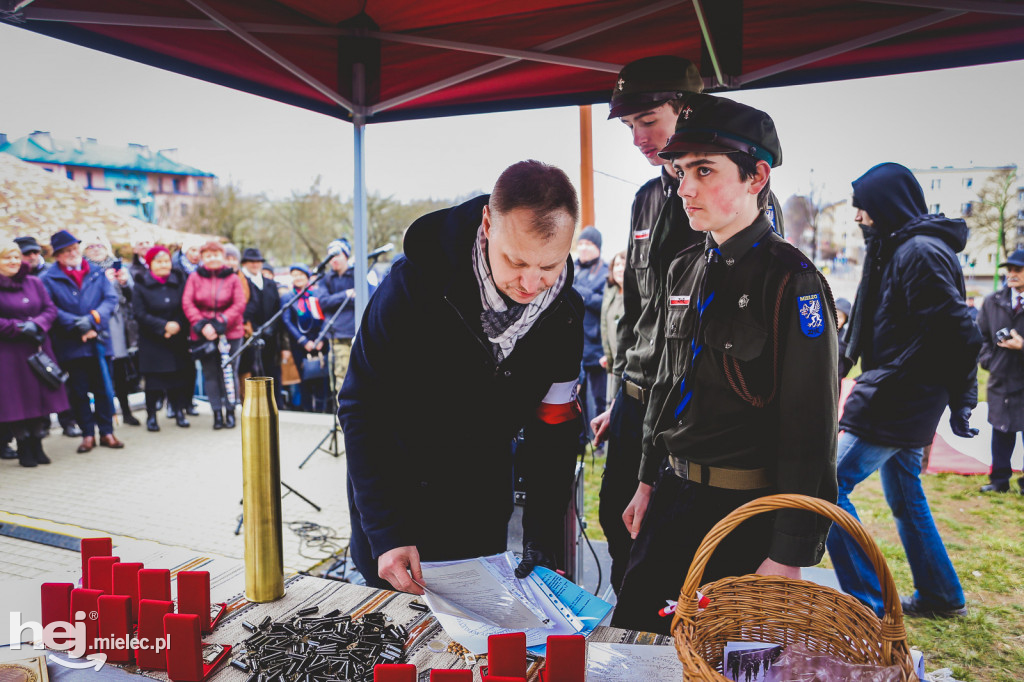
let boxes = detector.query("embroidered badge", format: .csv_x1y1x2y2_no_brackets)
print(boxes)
680,105,693,120
725,257,735,266
738,294,749,309
634,228,651,240
669,295,691,306
617,78,625,91
798,294,824,338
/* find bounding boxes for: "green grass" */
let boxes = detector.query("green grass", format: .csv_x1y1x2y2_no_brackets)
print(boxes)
581,453,1024,681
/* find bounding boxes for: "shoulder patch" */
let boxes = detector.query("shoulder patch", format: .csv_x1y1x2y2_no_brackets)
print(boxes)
768,238,815,273
797,293,825,338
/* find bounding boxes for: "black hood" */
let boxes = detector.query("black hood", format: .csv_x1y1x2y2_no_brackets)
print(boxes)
403,194,489,282
891,213,970,254
851,162,927,235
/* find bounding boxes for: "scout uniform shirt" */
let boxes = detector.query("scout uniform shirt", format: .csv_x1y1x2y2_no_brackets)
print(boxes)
642,213,839,567
613,169,699,398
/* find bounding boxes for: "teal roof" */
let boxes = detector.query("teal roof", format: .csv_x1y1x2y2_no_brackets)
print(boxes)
0,133,215,177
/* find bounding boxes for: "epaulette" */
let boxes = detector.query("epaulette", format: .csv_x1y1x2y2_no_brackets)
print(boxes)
767,237,816,274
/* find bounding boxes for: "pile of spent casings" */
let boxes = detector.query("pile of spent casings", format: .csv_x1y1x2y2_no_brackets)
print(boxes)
230,607,408,682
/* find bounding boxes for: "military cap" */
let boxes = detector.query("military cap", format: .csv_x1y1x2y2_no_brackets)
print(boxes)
658,93,783,168
607,55,703,119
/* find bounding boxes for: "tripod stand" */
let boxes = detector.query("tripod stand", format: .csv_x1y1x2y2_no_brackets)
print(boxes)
298,295,351,468
234,482,321,535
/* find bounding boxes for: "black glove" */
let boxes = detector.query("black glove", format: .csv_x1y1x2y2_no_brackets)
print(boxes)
950,406,979,438
514,541,556,579
73,316,95,335
17,321,43,343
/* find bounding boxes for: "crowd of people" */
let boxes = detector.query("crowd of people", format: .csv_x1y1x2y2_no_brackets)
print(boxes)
0,229,369,467
3,52,1017,635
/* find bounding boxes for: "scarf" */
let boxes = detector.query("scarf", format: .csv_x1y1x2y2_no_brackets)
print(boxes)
243,268,264,291
471,224,567,362
60,259,90,289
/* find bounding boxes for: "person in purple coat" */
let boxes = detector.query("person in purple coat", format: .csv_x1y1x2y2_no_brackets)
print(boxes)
0,239,70,467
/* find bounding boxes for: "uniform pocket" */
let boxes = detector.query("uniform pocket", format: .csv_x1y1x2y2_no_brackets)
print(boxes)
704,318,767,361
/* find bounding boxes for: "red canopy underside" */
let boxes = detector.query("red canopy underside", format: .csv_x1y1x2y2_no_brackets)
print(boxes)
12,0,1024,123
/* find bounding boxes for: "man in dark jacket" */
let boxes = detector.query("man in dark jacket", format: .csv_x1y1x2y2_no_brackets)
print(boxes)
316,238,375,397
40,229,124,453
338,160,585,594
240,247,283,407
976,249,1024,495
827,162,981,619
573,225,609,447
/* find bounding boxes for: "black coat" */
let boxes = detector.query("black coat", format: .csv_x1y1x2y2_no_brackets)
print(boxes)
132,269,191,375
977,287,1024,432
338,194,585,563
244,276,283,353
841,213,981,447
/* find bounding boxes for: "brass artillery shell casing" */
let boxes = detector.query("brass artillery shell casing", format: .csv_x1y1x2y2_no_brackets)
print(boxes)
241,377,285,602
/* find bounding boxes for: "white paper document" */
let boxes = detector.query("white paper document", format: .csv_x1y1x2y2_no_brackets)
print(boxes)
419,553,545,629
586,642,683,682
418,552,612,655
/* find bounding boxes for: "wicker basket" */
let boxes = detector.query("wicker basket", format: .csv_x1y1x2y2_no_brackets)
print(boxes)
671,493,918,681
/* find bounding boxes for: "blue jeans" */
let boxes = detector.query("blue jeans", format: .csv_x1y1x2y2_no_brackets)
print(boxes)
826,432,964,616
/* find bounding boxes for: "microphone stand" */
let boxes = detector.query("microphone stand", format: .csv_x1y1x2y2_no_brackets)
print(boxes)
297,250,388,469
227,251,339,532
297,295,351,468
222,256,334,371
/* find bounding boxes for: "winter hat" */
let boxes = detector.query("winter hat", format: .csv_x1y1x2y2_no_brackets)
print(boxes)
144,245,171,268
579,225,603,252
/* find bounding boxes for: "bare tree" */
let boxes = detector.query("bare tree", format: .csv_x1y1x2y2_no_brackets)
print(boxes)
968,167,1020,264
262,177,351,264
178,180,265,244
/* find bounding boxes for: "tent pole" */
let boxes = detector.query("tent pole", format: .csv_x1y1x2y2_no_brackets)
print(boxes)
579,105,595,230
352,64,369,324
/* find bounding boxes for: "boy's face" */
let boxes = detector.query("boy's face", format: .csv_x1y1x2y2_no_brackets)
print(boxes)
619,102,678,167
671,152,768,237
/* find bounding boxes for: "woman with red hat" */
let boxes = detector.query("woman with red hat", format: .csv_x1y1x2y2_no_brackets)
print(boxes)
133,245,193,431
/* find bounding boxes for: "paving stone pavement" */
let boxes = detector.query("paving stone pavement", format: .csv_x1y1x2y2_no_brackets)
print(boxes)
0,406,350,578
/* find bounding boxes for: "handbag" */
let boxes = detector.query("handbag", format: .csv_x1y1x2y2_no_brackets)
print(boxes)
280,350,301,386
27,348,69,389
301,352,329,381
189,339,218,360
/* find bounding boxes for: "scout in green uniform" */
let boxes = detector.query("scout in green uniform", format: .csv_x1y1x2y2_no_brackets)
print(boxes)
590,55,706,595
611,94,838,634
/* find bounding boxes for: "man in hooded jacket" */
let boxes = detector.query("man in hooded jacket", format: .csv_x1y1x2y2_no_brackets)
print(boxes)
827,162,981,619
338,160,585,594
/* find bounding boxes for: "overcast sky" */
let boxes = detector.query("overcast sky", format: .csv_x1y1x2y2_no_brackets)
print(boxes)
3,23,1024,251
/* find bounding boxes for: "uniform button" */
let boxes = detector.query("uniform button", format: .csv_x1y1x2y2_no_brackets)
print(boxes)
724,341,733,349
503,370,511,378
650,339,655,346
725,258,735,266
670,324,677,333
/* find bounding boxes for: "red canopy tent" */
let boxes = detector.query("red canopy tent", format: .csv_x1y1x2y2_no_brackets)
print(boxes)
5,0,1024,309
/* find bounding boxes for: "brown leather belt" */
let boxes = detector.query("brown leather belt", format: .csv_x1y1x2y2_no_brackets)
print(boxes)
671,458,772,490
623,379,649,405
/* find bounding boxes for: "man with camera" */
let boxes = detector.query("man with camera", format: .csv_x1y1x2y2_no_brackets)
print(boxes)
976,249,1024,495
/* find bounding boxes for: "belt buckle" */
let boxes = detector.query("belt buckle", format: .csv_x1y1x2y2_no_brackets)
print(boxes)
671,457,689,481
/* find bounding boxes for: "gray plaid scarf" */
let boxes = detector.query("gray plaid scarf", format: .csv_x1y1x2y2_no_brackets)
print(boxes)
471,224,567,362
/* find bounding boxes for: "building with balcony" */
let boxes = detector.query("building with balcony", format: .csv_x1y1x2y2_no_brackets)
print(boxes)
0,131,215,230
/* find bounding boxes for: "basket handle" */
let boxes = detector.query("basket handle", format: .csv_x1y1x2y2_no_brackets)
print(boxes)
675,493,906,640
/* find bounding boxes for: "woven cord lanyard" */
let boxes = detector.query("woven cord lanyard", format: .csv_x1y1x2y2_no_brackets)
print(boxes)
675,247,719,418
